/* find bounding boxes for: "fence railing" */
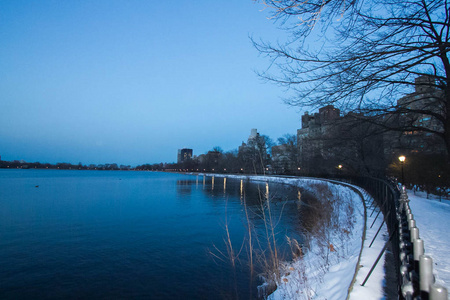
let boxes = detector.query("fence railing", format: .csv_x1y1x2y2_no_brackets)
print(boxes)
342,176,448,300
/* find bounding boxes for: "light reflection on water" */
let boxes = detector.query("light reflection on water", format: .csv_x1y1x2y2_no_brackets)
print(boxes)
0,170,314,299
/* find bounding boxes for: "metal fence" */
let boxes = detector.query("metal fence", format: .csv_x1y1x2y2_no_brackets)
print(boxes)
344,176,448,300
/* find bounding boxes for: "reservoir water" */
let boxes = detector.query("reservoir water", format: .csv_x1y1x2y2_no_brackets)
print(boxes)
0,170,309,299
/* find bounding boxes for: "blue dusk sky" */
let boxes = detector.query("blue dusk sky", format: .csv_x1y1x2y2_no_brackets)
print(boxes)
0,1,304,166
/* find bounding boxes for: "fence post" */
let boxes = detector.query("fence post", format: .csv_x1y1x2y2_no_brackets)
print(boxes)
399,188,410,211
342,176,447,299
369,220,385,248
413,238,423,271
429,284,448,300
361,233,394,286
410,227,419,241
419,255,434,299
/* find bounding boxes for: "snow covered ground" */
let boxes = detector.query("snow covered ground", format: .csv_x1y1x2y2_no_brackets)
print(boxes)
407,191,450,290
196,173,449,299
198,174,388,299
348,187,388,300
266,179,366,300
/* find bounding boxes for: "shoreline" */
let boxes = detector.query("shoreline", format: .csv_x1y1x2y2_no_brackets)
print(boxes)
190,173,378,299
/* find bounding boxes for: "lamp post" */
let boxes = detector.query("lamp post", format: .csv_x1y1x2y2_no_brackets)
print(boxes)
438,174,442,202
398,155,406,186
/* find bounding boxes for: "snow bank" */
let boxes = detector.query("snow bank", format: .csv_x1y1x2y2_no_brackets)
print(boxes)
266,180,364,300
198,174,382,299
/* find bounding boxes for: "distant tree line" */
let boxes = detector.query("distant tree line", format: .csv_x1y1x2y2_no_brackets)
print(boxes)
0,160,132,171
144,128,448,196
136,133,298,175
136,134,275,174
3,130,448,195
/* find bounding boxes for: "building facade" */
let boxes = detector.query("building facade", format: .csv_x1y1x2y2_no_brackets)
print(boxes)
295,76,446,176
297,105,342,173
177,148,193,164
386,75,446,157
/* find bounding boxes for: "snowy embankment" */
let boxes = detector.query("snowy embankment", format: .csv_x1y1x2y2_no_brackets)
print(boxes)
407,191,450,290
198,174,388,299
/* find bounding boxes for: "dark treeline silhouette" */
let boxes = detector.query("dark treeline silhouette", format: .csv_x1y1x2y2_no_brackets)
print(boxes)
137,133,274,174
0,160,132,171
2,126,448,196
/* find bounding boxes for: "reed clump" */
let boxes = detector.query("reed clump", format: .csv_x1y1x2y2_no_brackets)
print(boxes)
211,180,359,299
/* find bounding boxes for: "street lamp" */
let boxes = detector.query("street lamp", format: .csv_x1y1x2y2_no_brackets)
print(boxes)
337,164,343,176
438,174,443,201
398,155,406,186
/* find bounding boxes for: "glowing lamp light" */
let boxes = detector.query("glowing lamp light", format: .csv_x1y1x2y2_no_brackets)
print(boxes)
398,155,406,186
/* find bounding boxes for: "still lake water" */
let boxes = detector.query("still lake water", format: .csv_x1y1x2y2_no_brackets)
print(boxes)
0,170,310,299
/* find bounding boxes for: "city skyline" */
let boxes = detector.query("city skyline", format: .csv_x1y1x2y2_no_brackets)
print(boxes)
0,1,302,165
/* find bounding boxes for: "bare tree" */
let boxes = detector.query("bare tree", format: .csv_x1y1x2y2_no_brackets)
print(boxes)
255,0,450,155
272,134,299,174
238,133,273,174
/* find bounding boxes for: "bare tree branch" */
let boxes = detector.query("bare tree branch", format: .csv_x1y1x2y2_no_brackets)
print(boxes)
255,0,450,154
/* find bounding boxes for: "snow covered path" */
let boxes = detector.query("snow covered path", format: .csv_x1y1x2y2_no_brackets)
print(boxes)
408,191,450,290
348,189,388,300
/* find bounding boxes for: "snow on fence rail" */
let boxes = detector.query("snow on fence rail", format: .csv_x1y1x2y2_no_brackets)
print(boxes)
347,176,448,300
397,187,448,299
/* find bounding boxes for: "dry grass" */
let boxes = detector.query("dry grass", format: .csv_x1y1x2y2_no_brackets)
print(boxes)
210,180,359,299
